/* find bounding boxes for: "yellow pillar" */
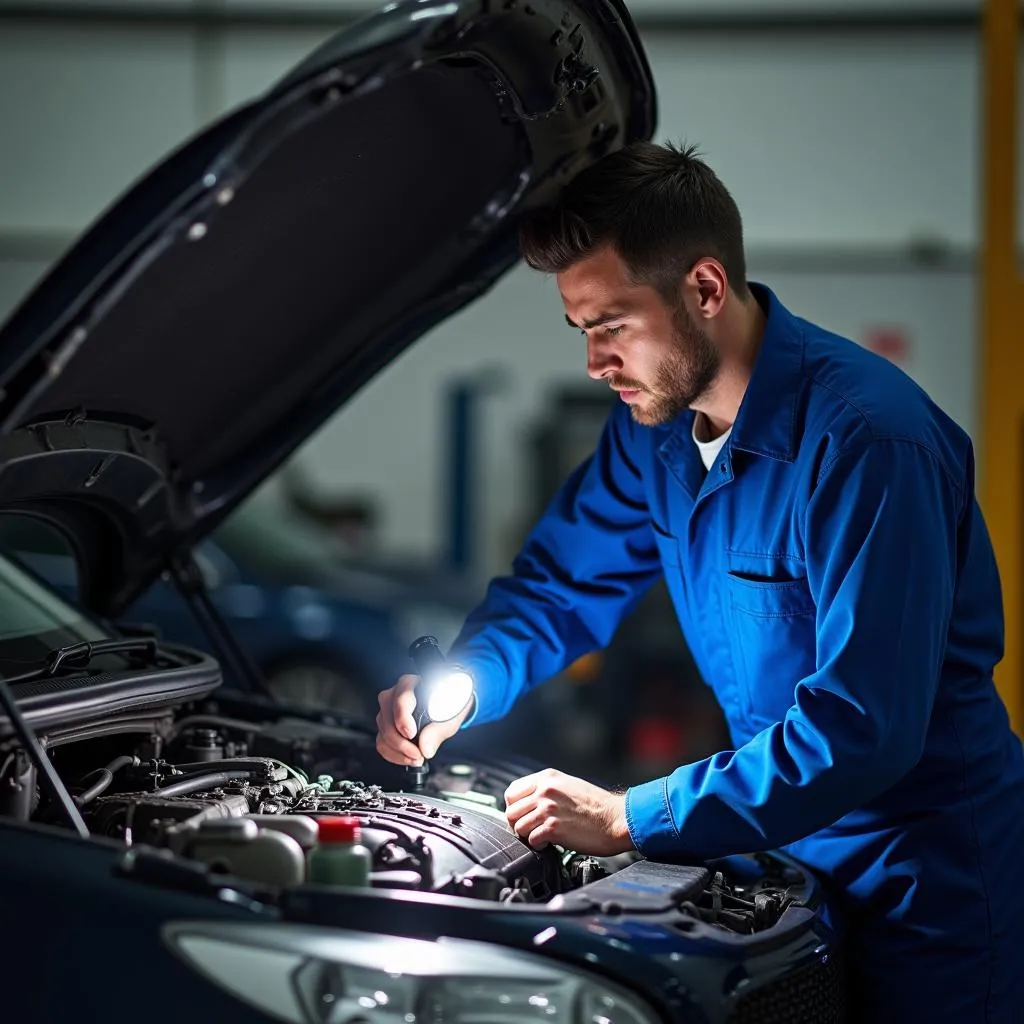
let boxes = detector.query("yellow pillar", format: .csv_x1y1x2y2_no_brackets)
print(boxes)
980,0,1024,734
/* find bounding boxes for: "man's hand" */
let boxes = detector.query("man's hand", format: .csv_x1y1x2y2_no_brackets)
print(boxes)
375,674,472,766
504,768,635,856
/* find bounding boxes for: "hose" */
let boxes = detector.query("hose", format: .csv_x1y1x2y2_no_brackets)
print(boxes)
151,770,256,798
76,755,138,806
172,756,312,790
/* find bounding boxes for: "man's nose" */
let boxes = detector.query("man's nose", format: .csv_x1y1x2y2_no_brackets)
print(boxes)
586,336,622,380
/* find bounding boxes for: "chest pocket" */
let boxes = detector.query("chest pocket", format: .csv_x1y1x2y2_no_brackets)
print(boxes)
725,562,817,726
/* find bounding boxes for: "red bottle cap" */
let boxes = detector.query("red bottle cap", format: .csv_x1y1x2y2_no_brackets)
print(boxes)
317,816,362,843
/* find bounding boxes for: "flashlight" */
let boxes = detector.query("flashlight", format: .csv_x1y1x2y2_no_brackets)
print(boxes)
404,635,474,792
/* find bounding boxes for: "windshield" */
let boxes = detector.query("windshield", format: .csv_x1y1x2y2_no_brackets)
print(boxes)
0,547,110,679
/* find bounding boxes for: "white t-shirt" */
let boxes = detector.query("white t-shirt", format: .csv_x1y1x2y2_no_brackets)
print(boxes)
692,414,733,471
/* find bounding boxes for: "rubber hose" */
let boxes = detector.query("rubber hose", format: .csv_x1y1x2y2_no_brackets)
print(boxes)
152,770,255,798
77,755,138,805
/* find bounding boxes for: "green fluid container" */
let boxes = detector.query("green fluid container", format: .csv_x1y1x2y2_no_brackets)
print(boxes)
307,815,372,886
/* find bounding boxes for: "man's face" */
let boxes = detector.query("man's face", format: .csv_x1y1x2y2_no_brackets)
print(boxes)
558,245,720,426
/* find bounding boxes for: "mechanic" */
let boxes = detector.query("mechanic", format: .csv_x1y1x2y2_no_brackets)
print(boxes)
376,141,1024,1022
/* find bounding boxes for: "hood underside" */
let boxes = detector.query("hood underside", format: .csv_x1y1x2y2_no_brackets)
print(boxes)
0,0,656,614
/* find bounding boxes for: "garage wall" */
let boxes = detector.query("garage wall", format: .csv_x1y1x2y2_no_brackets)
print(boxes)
0,6,1011,577
0,20,992,248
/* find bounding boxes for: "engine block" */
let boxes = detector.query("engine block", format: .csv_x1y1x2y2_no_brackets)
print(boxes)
83,762,567,900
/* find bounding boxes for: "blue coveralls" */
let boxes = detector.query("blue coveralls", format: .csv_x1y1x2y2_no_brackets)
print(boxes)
451,284,1024,1022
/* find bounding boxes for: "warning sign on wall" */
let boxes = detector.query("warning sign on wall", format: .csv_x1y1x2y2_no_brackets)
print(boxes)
863,326,912,367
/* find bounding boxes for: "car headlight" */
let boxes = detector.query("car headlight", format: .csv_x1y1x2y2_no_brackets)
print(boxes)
162,921,659,1024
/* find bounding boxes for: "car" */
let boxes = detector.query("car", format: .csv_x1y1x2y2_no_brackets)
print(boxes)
0,1,845,1021
0,494,474,717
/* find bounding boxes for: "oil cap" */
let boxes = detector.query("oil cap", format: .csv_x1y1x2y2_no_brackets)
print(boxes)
316,816,362,844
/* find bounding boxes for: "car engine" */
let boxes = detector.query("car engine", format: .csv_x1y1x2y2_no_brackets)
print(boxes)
83,758,573,903
7,707,807,936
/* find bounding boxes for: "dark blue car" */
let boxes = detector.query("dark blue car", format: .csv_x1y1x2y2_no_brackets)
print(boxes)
0,2,843,1020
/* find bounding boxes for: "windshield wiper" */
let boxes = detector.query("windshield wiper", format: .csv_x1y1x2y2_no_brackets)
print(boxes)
45,636,170,675
2,636,181,687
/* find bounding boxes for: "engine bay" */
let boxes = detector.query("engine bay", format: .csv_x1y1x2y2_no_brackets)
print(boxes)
0,704,809,935
84,760,570,903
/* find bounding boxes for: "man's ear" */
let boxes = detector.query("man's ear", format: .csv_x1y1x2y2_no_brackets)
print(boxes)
687,258,728,318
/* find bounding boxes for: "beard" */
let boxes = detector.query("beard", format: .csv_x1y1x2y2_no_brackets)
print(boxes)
610,302,721,427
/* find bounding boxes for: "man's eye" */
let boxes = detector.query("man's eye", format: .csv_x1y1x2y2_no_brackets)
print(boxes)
606,325,625,337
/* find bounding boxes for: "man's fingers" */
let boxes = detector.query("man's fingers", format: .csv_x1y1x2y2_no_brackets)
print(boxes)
375,688,425,765
505,797,529,828
375,724,422,765
504,773,541,808
509,805,546,839
504,769,568,849
505,795,553,826
375,729,424,766
507,805,559,849
391,675,420,739
527,822,557,850
418,719,457,760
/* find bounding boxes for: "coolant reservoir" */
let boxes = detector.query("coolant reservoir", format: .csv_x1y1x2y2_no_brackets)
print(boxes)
247,814,319,851
186,819,306,886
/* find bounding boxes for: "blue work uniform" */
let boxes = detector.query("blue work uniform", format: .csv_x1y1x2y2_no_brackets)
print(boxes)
451,284,1024,1022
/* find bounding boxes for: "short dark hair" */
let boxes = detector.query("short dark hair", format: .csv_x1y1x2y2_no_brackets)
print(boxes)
519,141,748,301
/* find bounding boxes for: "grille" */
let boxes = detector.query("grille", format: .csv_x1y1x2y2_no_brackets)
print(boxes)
729,952,845,1024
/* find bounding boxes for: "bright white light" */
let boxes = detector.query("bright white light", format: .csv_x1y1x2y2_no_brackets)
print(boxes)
426,670,474,723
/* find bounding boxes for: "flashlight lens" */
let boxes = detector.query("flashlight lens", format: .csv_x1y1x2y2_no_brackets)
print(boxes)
425,670,474,723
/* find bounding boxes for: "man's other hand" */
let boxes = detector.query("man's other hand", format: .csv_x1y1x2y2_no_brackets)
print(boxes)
504,768,635,856
375,674,472,766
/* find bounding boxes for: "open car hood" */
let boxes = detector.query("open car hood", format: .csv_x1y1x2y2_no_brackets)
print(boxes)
0,0,655,616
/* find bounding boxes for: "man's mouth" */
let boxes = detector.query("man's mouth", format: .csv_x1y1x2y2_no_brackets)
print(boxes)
612,385,644,403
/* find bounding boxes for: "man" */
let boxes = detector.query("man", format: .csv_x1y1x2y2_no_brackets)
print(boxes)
376,141,1024,1021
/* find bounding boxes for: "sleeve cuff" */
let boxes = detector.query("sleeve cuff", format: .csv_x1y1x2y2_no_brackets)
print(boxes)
456,693,479,729
625,776,679,855
455,651,510,730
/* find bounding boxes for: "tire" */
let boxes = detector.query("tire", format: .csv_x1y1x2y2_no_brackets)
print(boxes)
263,661,370,717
